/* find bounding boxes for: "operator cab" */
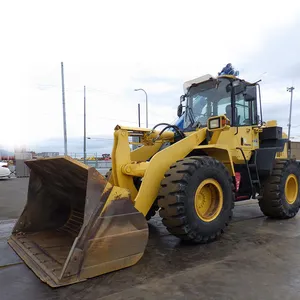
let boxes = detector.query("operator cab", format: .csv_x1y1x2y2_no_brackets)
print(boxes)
177,74,259,132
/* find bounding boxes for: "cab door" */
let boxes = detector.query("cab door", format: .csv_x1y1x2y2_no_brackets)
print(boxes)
232,89,259,162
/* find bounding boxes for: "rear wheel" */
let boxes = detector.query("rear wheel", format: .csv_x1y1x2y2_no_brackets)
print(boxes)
259,159,300,218
158,156,234,243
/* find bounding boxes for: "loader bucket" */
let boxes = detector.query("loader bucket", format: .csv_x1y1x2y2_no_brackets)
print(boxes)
8,156,148,287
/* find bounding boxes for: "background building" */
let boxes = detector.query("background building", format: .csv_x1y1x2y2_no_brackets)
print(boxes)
36,152,59,158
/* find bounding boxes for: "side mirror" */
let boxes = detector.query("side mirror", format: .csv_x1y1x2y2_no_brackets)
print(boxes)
177,103,183,117
244,85,256,101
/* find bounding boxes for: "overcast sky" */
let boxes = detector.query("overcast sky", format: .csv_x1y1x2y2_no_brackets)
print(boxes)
1,0,300,155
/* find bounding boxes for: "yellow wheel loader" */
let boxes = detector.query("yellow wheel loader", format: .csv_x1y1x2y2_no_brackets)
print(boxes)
8,74,300,287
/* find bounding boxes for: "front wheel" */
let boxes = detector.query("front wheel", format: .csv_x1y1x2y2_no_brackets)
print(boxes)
158,156,234,243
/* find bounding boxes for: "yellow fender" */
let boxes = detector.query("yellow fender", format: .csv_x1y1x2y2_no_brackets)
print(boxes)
194,145,235,176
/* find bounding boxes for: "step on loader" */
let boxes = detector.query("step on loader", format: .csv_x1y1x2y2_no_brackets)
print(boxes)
8,74,300,287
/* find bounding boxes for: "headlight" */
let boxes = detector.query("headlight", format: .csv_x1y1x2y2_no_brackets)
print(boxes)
209,119,220,129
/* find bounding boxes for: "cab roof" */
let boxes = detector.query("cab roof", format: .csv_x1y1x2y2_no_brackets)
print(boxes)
183,74,249,93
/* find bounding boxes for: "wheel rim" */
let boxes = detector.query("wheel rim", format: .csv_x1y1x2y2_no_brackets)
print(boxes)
285,174,298,204
194,179,223,222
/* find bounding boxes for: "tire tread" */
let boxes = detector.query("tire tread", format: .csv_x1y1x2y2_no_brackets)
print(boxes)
259,159,300,219
158,156,234,243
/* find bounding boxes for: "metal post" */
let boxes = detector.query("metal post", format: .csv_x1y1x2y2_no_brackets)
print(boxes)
287,86,295,159
138,103,141,127
131,103,141,149
145,92,148,128
61,62,68,155
134,88,148,128
83,86,87,164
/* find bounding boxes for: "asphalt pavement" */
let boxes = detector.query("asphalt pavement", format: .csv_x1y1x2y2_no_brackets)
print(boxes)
0,177,28,220
1,178,300,299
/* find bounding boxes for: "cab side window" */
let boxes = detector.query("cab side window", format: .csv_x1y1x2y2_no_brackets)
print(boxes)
235,93,251,126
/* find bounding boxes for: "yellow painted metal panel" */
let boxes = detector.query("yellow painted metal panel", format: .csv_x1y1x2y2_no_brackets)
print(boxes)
194,145,235,175
134,129,207,216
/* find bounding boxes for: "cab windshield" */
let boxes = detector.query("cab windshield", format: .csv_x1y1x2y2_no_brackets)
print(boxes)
184,78,232,130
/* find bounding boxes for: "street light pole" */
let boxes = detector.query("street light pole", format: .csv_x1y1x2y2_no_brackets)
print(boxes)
134,88,148,128
287,86,295,158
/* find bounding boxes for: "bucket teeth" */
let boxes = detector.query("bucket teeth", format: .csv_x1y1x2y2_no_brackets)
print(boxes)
8,156,148,287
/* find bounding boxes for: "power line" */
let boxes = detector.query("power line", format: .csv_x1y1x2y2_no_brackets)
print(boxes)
87,137,114,141
36,112,160,127
37,84,121,97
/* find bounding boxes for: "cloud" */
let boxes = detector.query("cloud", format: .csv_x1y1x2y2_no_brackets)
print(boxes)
2,0,300,152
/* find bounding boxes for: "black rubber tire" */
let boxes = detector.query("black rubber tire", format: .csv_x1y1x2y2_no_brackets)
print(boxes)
259,159,300,219
157,156,234,243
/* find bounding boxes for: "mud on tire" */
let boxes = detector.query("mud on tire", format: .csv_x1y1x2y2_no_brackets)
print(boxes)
157,156,234,243
259,159,300,219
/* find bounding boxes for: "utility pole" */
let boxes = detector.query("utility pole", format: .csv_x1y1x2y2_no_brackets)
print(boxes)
287,86,295,158
61,62,68,156
83,86,87,164
138,103,141,127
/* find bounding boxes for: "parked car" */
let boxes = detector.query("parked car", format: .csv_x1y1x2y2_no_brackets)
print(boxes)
0,162,11,178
